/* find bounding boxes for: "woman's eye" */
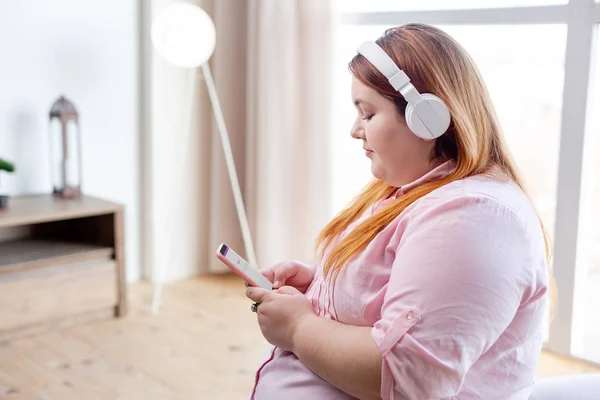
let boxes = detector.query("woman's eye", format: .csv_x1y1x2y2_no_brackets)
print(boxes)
362,114,374,121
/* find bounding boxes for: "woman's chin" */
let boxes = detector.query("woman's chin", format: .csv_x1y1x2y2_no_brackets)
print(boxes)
370,164,385,181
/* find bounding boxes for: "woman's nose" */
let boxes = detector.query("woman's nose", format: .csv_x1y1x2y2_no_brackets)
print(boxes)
351,124,363,140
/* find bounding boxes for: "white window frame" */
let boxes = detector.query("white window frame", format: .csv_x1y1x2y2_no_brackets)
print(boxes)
340,0,600,366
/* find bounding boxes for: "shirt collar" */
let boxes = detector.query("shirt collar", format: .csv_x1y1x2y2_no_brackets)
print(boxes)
391,159,457,199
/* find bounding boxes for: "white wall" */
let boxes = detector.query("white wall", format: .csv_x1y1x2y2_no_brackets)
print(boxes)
0,0,141,281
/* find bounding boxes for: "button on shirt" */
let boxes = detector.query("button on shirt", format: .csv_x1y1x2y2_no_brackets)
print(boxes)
249,160,549,400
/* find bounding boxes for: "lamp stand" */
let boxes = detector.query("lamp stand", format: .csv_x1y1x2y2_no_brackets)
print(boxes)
201,63,258,269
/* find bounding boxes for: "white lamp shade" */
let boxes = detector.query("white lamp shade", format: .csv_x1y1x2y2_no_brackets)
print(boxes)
151,2,216,68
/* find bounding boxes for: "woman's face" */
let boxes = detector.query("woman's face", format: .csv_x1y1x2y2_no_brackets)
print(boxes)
350,77,438,188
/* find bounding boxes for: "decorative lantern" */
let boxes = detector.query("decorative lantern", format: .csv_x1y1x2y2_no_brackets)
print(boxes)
48,95,82,198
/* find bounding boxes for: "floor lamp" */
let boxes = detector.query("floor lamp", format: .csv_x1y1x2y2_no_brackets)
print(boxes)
150,2,257,313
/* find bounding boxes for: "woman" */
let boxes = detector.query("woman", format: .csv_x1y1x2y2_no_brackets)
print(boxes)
245,23,551,400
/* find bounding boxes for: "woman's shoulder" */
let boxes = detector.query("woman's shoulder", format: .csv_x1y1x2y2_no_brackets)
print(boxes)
394,172,549,292
409,172,543,235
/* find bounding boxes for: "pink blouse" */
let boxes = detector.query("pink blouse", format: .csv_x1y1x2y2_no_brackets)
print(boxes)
249,160,549,399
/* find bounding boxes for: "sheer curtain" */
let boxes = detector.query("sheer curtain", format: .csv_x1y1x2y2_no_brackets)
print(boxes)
204,0,334,273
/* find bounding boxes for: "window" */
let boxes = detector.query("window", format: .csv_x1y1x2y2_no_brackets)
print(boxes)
338,0,567,13
573,27,600,364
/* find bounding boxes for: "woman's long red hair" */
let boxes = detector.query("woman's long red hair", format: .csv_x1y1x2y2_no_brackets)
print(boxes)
316,24,555,305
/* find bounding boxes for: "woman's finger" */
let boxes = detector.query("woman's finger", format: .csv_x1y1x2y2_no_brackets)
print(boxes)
246,286,271,303
273,264,295,288
259,268,275,282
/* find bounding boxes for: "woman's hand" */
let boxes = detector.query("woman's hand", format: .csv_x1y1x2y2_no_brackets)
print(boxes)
259,260,315,292
246,285,317,353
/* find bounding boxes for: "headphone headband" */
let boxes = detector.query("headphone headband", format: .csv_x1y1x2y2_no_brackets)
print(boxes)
356,41,411,92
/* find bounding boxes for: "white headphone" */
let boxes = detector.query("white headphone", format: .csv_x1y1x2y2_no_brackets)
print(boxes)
356,41,451,140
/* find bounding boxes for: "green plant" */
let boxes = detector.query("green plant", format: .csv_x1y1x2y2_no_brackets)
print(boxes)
0,158,15,196
0,158,15,173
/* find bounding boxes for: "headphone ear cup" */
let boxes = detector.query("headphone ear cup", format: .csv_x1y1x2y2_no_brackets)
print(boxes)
405,94,451,140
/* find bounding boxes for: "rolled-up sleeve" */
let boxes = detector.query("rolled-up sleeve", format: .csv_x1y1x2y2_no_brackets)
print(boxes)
371,194,535,399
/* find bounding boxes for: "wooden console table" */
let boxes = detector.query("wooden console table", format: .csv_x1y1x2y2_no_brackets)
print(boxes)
0,194,126,341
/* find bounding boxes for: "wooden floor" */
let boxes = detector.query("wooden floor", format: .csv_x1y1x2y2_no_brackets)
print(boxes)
1,274,599,400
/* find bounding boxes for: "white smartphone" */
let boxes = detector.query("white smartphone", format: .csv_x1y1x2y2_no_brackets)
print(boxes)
215,243,273,290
